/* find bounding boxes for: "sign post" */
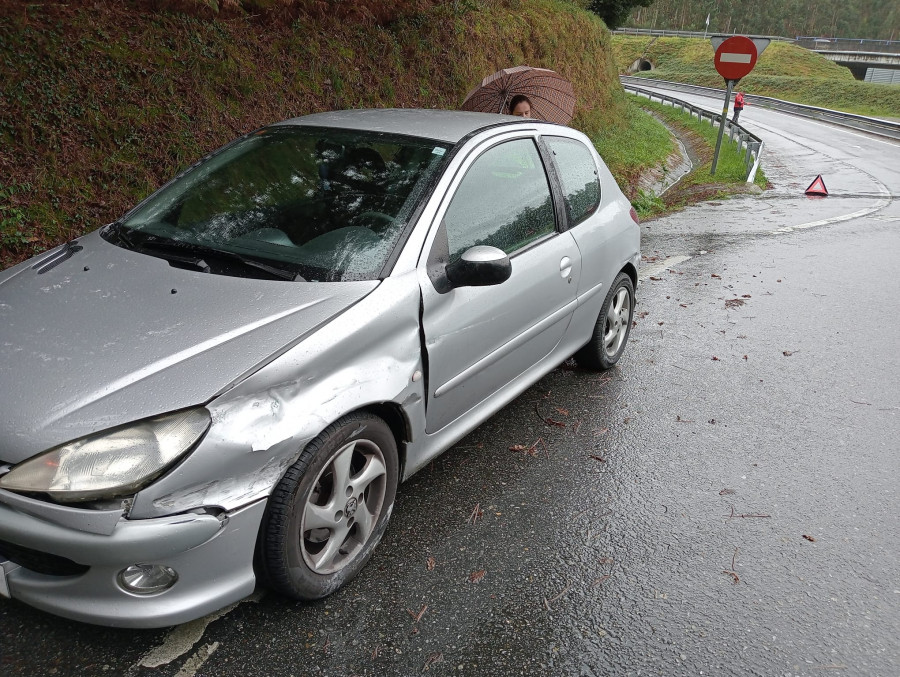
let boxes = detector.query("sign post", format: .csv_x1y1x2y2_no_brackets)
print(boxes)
710,36,768,175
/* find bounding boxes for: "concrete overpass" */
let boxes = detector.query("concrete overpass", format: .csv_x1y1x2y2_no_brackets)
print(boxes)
812,51,900,79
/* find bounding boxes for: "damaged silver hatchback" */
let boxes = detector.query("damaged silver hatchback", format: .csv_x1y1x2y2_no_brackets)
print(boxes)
0,109,640,627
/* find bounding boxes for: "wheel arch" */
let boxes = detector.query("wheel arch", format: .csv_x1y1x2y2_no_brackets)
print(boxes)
360,402,411,480
622,261,638,298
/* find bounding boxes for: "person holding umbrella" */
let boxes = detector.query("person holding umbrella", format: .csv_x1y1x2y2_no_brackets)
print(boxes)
508,94,533,118
461,66,574,125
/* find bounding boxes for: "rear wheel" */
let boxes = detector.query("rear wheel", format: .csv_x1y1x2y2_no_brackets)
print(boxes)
260,412,398,599
574,272,634,371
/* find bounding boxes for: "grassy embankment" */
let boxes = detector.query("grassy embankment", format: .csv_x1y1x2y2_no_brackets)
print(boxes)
0,1,676,269
630,97,768,218
612,36,900,118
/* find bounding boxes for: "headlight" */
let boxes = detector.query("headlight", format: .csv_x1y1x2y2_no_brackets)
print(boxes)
0,409,210,502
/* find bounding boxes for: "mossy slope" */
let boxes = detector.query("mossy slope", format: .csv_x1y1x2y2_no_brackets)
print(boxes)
0,1,640,267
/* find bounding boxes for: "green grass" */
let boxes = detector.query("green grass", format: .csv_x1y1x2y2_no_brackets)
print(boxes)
629,95,767,216
583,102,674,195
612,36,900,119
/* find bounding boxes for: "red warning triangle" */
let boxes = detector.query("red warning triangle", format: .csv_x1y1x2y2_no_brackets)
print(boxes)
805,175,828,196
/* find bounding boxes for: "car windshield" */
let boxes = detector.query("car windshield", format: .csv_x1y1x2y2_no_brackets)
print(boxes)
105,126,451,281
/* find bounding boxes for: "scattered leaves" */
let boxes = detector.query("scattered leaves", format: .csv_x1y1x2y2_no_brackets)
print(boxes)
649,276,662,281
743,355,748,360
426,556,436,571
589,454,606,462
711,356,719,361
676,415,694,423
782,350,797,356
598,556,614,564
536,403,566,427
468,503,483,524
802,534,816,542
422,652,444,672
719,488,736,495
711,273,721,278
722,570,740,584
592,574,611,586
407,604,428,622
725,298,745,308
741,294,751,298
679,303,688,308
468,570,486,583
555,407,569,416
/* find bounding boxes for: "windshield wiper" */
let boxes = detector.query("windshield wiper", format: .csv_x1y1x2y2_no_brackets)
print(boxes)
122,235,304,281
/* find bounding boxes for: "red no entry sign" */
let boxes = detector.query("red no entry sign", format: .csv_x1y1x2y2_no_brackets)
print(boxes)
714,36,758,81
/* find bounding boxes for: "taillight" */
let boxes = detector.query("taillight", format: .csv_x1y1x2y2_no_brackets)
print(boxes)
629,207,640,224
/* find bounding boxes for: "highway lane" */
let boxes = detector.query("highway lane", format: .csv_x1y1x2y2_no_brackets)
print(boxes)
1,96,898,676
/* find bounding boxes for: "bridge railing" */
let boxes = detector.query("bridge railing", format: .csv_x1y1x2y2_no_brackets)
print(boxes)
614,29,900,54
620,81,764,183
794,37,900,54
614,27,788,42
620,75,900,142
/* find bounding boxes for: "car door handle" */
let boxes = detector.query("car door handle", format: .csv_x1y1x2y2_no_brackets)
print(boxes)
560,256,572,279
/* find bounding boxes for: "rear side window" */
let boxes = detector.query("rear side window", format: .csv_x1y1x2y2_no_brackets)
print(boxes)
545,136,601,227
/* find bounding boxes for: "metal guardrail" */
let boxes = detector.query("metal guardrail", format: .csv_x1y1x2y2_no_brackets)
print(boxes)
794,37,900,54
621,81,764,183
620,76,900,141
614,29,900,54
614,27,789,42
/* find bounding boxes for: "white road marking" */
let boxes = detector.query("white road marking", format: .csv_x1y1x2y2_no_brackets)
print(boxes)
769,183,892,234
639,255,692,280
746,116,900,149
137,591,263,669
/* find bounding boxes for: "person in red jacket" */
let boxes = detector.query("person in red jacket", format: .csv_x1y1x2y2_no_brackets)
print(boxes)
732,92,745,124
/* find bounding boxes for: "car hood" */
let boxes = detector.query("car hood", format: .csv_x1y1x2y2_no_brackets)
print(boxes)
0,232,378,463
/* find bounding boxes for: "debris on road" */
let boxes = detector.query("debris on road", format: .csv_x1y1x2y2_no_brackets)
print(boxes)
468,570,486,583
468,503,483,524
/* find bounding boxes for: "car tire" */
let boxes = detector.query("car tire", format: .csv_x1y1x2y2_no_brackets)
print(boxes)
259,412,398,600
574,272,634,371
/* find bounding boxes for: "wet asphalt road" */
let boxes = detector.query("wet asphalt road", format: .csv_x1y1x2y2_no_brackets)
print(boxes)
2,100,899,676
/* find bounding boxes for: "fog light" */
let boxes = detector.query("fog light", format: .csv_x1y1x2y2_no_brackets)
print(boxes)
118,564,178,594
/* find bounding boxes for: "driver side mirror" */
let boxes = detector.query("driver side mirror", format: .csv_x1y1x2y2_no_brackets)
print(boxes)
445,245,511,288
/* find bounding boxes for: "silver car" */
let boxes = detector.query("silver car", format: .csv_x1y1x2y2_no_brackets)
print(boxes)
0,109,639,627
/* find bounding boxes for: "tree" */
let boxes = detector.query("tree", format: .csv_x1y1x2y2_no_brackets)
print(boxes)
587,0,655,29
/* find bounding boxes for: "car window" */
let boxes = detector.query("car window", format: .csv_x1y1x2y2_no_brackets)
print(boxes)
443,139,555,263
544,136,600,227
107,127,450,281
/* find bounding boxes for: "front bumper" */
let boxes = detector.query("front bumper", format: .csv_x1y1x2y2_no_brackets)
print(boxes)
0,497,265,628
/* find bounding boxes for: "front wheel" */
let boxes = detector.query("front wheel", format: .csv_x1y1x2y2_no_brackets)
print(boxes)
259,412,398,599
574,272,634,371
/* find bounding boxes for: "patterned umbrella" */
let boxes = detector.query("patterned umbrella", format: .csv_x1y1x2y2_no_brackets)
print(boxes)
460,65,576,124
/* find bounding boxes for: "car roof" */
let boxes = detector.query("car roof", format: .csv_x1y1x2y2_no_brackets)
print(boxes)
272,108,541,143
